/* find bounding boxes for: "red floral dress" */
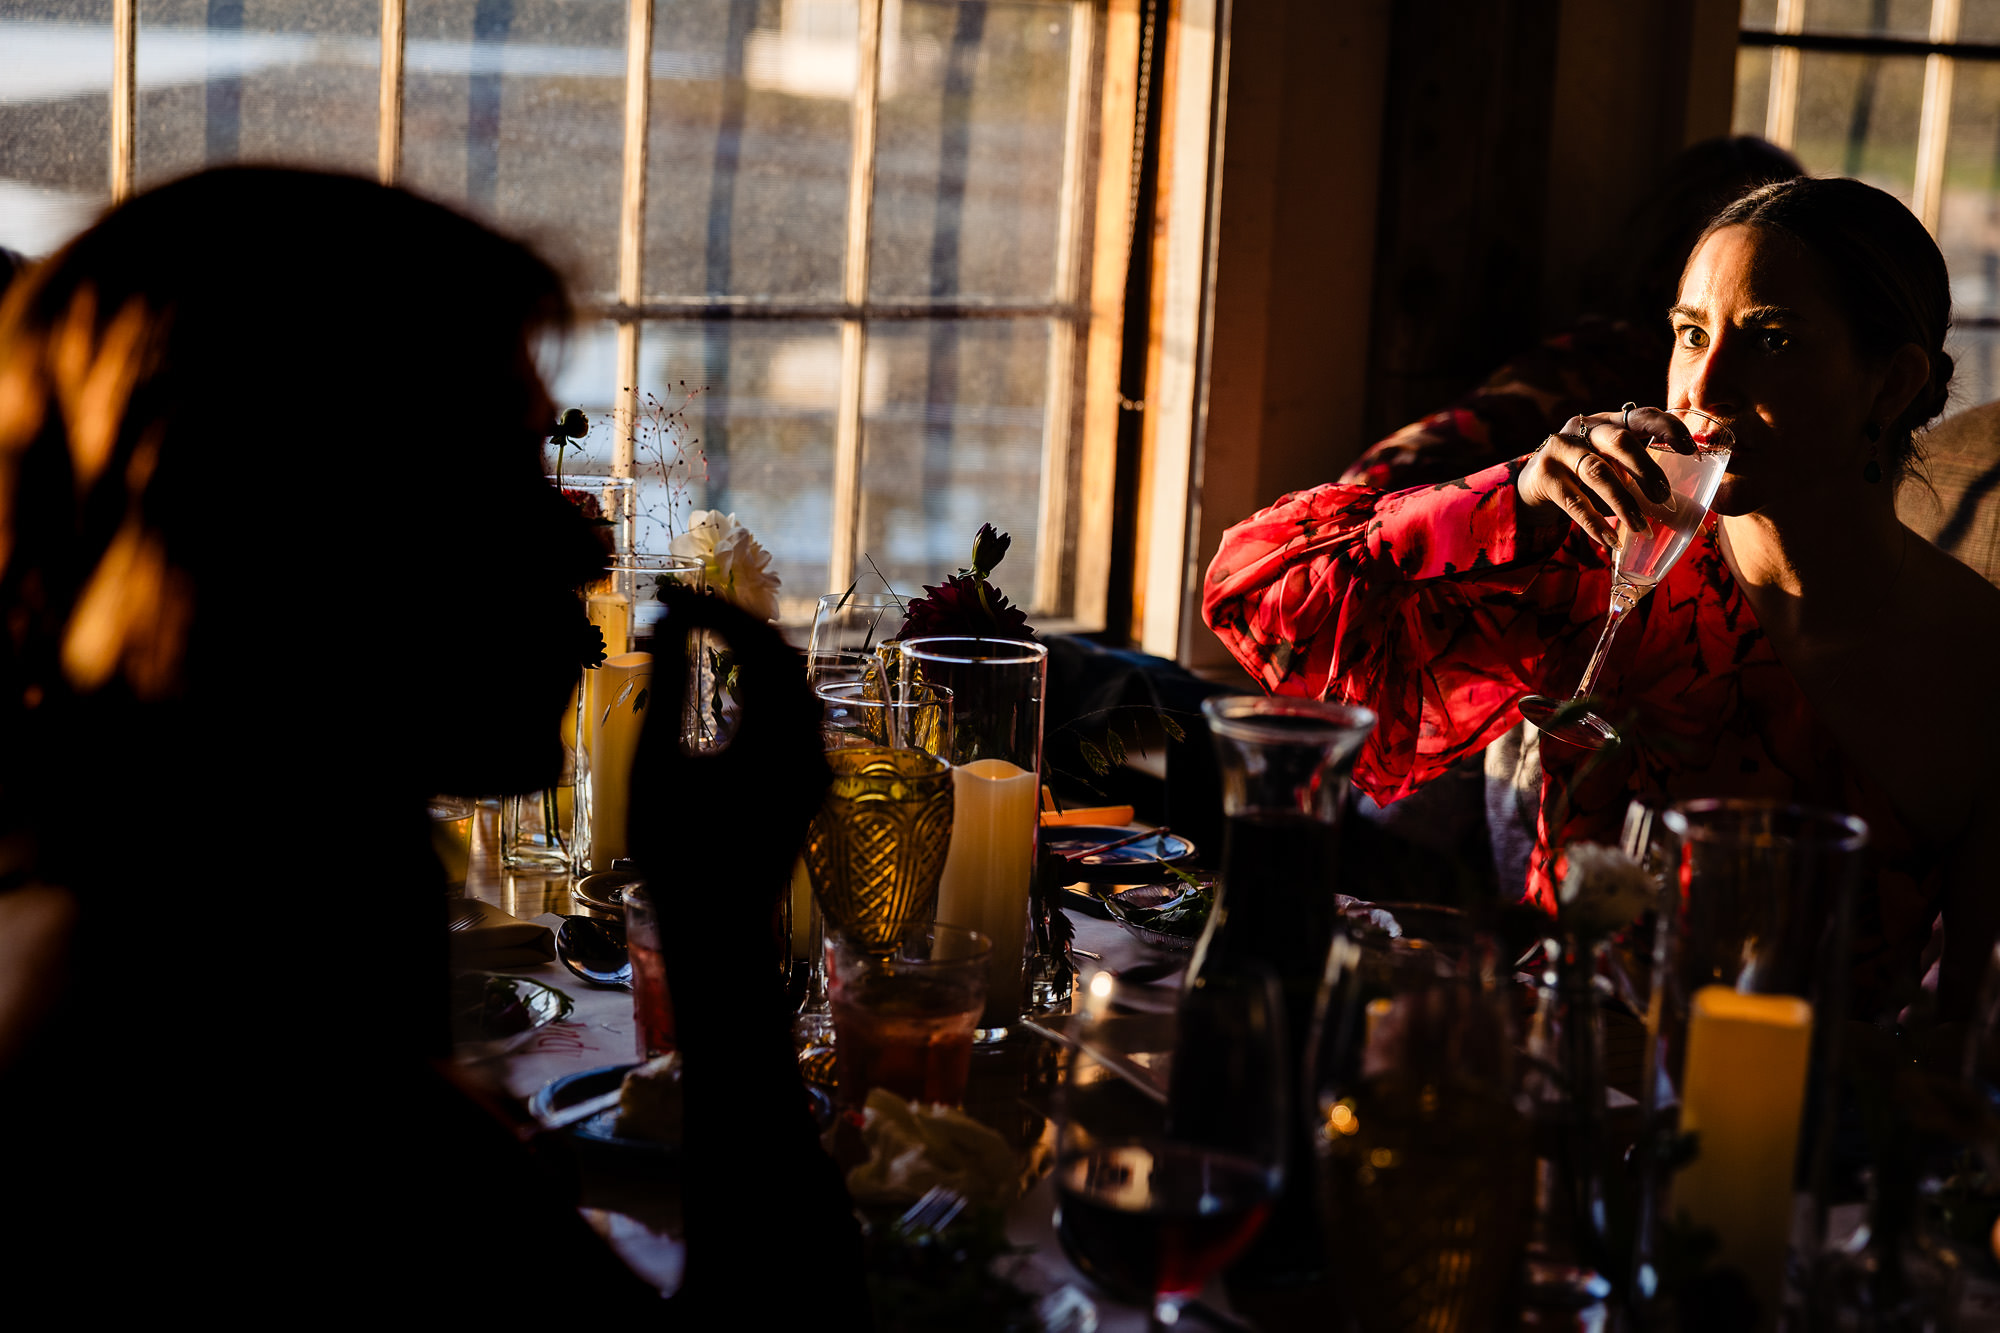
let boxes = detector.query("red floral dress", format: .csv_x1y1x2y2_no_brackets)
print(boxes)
1202,457,1938,1001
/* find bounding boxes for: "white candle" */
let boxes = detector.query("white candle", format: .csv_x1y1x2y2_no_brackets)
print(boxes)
1674,986,1814,1327
933,757,1039,1029
582,650,652,869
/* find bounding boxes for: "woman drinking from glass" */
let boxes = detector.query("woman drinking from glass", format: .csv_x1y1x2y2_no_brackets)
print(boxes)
1204,176,2000,1016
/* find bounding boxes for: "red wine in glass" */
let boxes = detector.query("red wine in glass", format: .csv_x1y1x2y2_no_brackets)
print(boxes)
1056,1141,1277,1305
1518,408,1733,750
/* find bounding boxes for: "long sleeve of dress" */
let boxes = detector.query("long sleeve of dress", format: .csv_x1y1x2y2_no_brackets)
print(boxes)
1203,458,1607,808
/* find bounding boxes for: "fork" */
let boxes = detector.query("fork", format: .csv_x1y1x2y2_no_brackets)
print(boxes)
896,1184,967,1235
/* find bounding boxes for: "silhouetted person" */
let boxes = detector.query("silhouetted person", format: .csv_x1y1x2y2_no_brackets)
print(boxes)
0,167,865,1322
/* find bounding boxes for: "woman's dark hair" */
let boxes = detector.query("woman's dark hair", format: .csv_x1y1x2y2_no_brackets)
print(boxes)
0,167,575,704
1604,135,1803,329
1697,175,1955,474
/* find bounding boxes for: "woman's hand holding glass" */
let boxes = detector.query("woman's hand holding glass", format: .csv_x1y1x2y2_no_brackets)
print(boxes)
1517,406,1697,548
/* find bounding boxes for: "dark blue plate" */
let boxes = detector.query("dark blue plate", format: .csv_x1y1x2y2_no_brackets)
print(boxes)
1042,825,1196,884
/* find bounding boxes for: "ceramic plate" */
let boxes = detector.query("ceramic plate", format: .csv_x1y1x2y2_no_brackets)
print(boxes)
449,972,574,1060
1042,825,1196,884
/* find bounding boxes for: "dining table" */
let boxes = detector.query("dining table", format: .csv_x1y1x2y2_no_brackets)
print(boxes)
454,802,1247,1330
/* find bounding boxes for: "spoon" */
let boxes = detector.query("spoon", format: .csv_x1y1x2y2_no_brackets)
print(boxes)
555,915,633,990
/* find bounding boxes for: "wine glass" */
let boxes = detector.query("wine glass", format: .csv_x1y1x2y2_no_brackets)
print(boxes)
807,591,908,684
1518,407,1734,750
1054,965,1286,1329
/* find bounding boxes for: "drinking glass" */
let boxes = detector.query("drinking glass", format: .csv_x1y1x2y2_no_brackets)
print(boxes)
826,920,990,1109
896,636,1049,1040
1190,693,1376,1286
625,882,674,1057
1518,407,1735,750
1055,966,1287,1330
429,796,474,889
1629,799,1866,1305
808,591,908,684
803,740,956,957
818,679,954,756
1313,935,1533,1332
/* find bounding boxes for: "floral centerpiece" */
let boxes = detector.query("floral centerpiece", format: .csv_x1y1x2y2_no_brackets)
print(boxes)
890,524,1034,642
669,508,782,622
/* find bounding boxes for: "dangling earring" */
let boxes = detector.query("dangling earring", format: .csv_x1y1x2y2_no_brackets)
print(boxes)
1864,421,1884,442
1862,422,1884,483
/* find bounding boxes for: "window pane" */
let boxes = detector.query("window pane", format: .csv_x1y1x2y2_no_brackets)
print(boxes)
1787,51,1925,202
1946,326,2000,412
858,318,1049,605
1733,44,1772,136
645,0,851,302
1941,61,2000,320
869,1,1078,303
1742,0,1779,27
642,320,843,616
133,0,379,189
1962,0,2000,44
402,0,626,300
538,317,624,440
1785,0,1933,41
0,0,111,256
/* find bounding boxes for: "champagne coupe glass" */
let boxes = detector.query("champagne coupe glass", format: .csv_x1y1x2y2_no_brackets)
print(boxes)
1055,965,1287,1330
1518,408,1734,750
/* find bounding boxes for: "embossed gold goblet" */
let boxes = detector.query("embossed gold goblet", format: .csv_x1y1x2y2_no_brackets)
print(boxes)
805,682,956,955
805,747,956,954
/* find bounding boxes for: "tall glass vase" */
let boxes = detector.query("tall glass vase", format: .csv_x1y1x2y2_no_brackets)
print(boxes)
897,636,1048,1042
571,555,702,877
1189,694,1376,1291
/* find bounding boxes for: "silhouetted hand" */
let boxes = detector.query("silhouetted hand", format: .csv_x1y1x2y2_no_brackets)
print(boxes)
627,586,831,980
624,588,867,1329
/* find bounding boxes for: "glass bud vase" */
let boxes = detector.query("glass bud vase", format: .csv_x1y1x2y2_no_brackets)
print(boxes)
1188,694,1376,1292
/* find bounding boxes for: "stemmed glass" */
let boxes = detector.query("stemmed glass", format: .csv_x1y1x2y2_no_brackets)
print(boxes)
1054,966,1286,1330
807,591,908,684
1518,407,1734,749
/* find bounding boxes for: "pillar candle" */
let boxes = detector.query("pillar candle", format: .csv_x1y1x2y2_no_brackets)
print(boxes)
933,758,1039,1029
1674,986,1814,1327
583,651,652,868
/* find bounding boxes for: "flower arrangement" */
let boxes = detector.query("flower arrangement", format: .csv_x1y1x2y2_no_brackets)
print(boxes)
891,524,1035,642
669,509,782,622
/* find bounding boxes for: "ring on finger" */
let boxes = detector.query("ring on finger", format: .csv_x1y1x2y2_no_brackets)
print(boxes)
1621,401,1637,433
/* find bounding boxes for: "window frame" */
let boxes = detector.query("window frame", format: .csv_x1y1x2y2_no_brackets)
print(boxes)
102,0,1111,620
1743,0,2000,338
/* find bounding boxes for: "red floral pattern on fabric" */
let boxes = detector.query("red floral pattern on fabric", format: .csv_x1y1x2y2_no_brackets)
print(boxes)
1203,460,1938,1005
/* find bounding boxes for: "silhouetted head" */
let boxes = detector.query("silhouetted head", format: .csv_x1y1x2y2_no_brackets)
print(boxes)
0,167,605,822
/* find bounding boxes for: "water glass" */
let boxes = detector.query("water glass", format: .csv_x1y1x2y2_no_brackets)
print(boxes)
429,796,474,888
1314,936,1532,1331
826,921,990,1109
896,636,1049,1040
